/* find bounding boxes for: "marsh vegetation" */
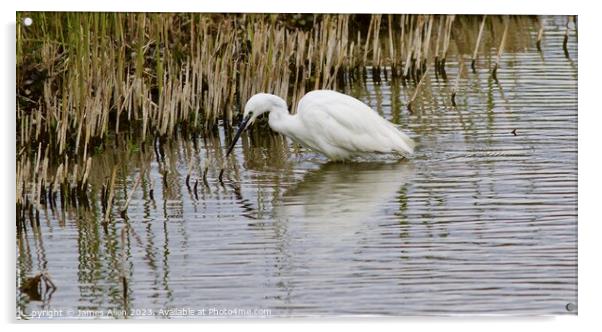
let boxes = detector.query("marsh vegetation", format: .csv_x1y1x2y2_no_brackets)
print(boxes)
17,13,562,214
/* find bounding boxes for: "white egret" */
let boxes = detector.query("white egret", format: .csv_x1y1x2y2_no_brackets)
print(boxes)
225,90,415,161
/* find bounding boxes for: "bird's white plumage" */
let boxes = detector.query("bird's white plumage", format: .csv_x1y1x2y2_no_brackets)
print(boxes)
295,90,415,159
237,90,415,161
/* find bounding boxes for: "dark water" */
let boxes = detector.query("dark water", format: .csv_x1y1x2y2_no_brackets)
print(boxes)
17,16,577,318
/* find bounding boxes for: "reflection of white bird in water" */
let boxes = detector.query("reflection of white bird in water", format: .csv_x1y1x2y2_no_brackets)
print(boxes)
226,90,415,161
274,161,414,246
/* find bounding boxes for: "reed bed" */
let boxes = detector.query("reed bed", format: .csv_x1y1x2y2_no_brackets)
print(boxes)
16,13,539,217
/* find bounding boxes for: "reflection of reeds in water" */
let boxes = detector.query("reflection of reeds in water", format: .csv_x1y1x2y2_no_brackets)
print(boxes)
16,13,541,214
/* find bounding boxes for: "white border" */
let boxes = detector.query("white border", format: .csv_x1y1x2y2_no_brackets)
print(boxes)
2,1,600,331
12,0,578,15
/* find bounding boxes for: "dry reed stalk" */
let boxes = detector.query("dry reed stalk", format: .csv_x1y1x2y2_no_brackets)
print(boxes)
362,15,375,70
387,15,396,75
412,16,424,80
451,57,464,107
80,157,92,190
398,15,407,77
440,15,455,75
434,15,443,72
371,14,382,80
471,15,487,72
421,15,434,74
492,16,509,82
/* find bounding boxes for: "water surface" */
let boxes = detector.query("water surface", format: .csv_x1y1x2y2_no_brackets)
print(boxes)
17,15,577,318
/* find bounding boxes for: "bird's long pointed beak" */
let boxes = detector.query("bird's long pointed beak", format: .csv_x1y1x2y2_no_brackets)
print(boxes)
225,114,251,157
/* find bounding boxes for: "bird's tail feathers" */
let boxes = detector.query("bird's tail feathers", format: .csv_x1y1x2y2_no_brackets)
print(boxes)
391,123,415,155
399,132,416,155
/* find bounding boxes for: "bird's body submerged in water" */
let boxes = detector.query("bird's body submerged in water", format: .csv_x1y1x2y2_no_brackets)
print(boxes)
226,90,415,161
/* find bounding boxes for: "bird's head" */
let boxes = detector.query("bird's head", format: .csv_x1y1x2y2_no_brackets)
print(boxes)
242,93,287,127
225,93,287,156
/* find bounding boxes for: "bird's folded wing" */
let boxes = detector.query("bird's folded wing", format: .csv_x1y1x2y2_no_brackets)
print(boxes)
300,105,413,155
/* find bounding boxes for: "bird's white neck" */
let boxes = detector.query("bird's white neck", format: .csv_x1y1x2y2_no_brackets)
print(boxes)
268,105,297,137
252,93,301,141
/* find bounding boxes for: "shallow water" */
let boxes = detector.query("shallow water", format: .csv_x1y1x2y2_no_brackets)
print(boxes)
17,16,577,318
